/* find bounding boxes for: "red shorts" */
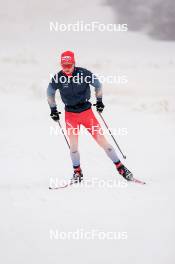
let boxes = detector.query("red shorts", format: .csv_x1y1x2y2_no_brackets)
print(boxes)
65,108,119,165
65,108,103,141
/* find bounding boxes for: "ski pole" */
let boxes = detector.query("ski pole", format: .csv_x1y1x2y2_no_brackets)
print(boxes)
57,120,70,149
94,106,126,159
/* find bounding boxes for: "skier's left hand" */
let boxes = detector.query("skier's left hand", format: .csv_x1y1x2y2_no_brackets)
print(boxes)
95,100,105,113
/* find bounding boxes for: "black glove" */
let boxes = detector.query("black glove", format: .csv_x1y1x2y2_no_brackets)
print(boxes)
95,99,105,113
50,107,61,121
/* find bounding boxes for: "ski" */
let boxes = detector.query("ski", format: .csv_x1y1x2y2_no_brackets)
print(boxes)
49,181,74,190
49,179,84,190
49,183,72,190
130,177,146,185
48,177,146,190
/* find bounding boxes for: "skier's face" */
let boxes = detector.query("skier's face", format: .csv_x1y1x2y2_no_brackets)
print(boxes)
61,63,74,74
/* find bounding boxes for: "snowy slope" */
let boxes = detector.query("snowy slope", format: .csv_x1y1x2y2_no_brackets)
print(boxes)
0,0,175,264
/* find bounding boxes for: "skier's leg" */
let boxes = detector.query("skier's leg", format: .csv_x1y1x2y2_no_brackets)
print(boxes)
81,109,120,163
68,132,80,168
65,111,80,169
80,109,133,180
92,130,120,163
65,112,83,182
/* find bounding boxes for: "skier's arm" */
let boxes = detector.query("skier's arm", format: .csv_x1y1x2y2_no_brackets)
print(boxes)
47,83,57,108
87,70,104,112
85,70,103,101
93,75,103,101
47,77,60,121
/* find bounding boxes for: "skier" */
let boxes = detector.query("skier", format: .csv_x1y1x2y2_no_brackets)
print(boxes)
47,51,133,183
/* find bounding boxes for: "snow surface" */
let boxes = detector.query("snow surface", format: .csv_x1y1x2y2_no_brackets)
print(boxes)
0,0,175,263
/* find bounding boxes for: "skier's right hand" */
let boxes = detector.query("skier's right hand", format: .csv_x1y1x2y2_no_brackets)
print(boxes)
50,107,61,121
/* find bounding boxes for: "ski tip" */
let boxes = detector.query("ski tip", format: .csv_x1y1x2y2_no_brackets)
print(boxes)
131,178,146,185
48,184,70,190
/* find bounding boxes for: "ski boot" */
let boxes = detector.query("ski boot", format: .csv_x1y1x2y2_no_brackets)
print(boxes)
70,167,83,184
115,161,133,181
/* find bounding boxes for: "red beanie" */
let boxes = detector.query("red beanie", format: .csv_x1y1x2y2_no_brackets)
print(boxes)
61,51,75,64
